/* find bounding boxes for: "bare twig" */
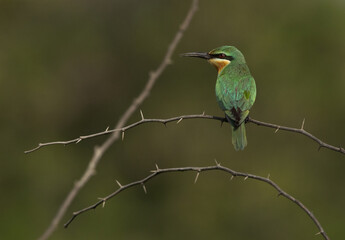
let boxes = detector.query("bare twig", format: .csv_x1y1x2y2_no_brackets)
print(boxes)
37,1,199,239
64,164,330,240
28,114,344,156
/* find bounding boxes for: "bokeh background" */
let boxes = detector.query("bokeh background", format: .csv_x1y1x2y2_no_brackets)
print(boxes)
1,0,344,239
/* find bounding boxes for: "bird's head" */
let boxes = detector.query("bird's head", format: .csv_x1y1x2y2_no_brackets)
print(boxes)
181,46,246,73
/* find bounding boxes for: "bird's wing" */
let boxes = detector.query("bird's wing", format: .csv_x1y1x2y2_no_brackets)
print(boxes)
219,76,256,124
235,76,256,111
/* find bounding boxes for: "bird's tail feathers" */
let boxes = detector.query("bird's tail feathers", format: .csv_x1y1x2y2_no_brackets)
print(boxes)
232,123,247,151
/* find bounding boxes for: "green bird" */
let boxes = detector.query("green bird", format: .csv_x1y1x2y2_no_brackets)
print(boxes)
182,46,256,151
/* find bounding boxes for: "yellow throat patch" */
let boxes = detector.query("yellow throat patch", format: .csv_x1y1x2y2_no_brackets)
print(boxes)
208,58,231,73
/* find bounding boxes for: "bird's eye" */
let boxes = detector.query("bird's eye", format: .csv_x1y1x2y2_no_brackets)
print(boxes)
218,53,226,59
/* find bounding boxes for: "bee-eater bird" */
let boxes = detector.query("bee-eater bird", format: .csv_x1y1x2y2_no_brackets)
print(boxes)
182,46,256,151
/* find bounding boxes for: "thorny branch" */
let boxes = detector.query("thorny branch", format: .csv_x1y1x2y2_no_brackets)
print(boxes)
36,1,200,240
248,118,344,154
64,163,330,240
27,114,345,156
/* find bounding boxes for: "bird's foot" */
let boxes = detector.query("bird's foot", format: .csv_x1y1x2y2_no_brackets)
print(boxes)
244,116,250,124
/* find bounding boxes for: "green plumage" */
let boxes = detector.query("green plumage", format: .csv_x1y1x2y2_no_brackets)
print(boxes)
213,46,256,150
182,46,256,151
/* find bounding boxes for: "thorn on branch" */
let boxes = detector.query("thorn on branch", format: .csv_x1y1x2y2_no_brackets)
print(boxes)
267,173,270,179
105,126,110,132
121,131,125,141
244,176,248,181
140,109,145,120
277,192,283,197
115,180,122,188
98,198,106,208
194,172,200,184
230,175,234,181
76,138,82,144
214,159,221,167
177,118,183,124
141,183,147,194
155,164,160,171
275,127,280,133
301,118,305,130
340,146,345,153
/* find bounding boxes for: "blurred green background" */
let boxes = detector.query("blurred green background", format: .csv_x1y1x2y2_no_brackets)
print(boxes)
1,0,344,239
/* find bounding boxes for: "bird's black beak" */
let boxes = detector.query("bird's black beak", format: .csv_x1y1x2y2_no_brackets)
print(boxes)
180,52,211,60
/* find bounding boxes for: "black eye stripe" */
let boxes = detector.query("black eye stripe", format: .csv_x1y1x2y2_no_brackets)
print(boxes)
215,54,225,58
211,54,234,61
